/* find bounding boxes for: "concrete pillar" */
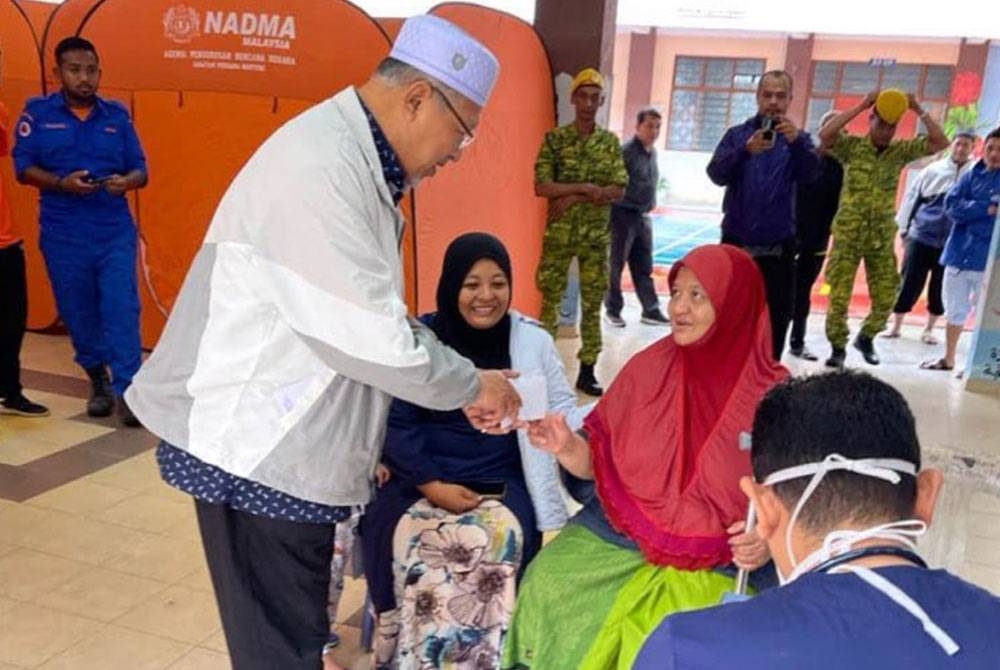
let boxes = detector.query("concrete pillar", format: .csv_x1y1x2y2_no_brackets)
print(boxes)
621,28,656,138
784,34,815,127
534,0,619,124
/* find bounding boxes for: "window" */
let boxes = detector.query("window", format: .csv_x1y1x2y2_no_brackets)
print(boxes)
806,61,953,136
667,57,765,151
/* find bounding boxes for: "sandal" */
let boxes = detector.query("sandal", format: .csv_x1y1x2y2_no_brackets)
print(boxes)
882,331,901,339
920,358,953,371
920,331,939,345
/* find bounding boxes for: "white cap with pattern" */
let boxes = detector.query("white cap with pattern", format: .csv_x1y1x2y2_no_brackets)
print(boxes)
389,14,500,108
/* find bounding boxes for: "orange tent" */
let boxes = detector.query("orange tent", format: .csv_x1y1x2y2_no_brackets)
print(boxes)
1,0,53,329
25,0,393,345
6,0,552,345
417,3,553,316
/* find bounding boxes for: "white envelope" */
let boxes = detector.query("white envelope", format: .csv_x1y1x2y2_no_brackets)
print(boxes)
511,373,548,422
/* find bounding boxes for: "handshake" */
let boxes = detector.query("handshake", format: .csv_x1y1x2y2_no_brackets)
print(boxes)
462,370,548,434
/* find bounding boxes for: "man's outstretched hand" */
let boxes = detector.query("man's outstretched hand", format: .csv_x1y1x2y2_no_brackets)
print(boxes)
463,369,523,434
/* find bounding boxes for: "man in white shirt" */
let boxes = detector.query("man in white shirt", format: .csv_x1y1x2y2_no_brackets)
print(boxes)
126,15,520,669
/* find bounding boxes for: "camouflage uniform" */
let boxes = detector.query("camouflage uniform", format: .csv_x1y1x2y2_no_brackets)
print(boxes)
825,134,930,348
535,124,628,364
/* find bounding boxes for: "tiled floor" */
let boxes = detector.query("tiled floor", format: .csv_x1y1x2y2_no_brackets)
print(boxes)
2,298,999,669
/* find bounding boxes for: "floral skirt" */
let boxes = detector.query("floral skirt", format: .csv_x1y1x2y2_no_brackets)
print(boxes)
374,498,524,670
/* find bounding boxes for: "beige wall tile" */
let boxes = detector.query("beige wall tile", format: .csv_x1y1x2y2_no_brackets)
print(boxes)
37,567,169,622
36,625,190,670
115,585,222,644
0,602,103,667
0,548,83,602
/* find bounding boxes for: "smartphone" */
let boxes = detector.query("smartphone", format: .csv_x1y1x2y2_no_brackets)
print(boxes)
84,175,114,185
761,117,776,143
459,480,506,500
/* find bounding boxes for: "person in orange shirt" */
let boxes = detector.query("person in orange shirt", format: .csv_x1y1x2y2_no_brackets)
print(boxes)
0,100,49,416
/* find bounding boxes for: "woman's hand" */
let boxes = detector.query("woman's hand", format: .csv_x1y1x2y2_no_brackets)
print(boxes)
418,480,481,515
375,464,391,488
526,413,573,454
727,521,770,571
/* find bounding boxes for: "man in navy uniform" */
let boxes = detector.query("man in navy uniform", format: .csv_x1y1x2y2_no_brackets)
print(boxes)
13,37,147,426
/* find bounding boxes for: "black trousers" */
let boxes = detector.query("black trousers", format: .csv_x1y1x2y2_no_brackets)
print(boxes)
722,236,796,360
893,238,944,316
195,500,337,670
605,209,659,316
0,242,27,399
789,251,826,351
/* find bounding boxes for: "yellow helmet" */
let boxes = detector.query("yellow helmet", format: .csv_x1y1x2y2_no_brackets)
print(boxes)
875,89,908,125
571,68,605,93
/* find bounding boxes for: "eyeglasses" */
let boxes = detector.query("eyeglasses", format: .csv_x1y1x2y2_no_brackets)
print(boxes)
430,84,475,150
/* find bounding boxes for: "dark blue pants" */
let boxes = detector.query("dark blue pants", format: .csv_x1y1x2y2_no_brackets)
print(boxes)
40,226,141,395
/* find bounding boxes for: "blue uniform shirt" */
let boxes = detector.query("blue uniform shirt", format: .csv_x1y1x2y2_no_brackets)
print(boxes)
12,92,147,235
635,567,1000,669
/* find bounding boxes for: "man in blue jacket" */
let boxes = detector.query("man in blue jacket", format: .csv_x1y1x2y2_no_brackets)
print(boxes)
13,37,147,426
707,70,820,360
922,126,1000,372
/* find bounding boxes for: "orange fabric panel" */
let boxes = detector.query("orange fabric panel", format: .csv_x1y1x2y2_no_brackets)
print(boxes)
377,17,404,41
17,0,55,35
129,91,312,347
72,0,388,100
37,0,103,91
399,192,417,312
1,1,44,85
1,2,53,328
35,0,392,346
415,4,554,318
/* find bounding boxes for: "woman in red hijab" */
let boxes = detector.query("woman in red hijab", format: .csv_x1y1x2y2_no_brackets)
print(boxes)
502,245,789,669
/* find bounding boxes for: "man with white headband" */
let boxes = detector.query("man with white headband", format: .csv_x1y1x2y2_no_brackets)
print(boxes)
635,371,1000,668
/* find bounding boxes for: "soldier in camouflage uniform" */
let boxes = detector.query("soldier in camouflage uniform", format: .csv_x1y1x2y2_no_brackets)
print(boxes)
819,90,949,368
535,68,627,396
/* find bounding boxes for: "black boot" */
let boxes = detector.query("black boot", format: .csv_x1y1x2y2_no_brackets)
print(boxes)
85,366,114,417
575,363,603,397
825,348,846,369
118,395,141,428
853,334,880,365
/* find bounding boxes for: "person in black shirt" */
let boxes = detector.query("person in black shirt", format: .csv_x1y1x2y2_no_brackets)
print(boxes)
789,111,843,360
605,107,669,327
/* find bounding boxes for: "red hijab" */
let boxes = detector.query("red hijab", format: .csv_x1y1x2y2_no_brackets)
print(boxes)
585,245,788,569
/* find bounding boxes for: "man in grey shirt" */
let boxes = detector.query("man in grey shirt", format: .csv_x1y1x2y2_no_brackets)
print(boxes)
605,107,669,326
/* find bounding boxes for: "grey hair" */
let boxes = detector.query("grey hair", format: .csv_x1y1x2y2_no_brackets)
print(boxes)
375,57,462,99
